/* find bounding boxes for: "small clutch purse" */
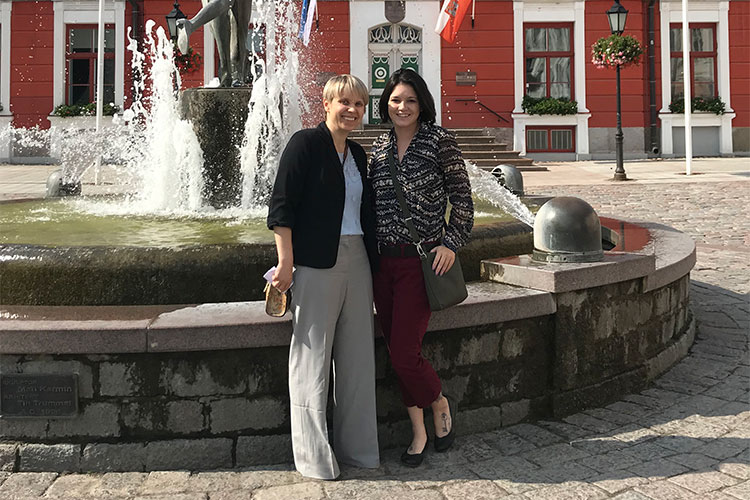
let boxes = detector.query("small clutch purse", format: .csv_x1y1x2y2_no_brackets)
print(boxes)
264,282,291,317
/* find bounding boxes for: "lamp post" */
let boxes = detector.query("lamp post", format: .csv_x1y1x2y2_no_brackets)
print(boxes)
607,0,628,181
165,1,187,42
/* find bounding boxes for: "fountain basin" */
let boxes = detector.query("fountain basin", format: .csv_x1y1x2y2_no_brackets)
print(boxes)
0,218,696,472
0,198,539,306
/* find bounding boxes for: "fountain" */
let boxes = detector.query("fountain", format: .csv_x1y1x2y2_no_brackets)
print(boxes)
0,1,696,473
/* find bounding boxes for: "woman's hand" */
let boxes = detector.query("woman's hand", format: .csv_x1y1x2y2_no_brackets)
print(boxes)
272,262,294,293
430,245,455,276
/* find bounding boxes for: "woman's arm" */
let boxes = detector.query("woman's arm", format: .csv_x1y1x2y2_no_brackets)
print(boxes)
438,132,474,252
272,226,294,292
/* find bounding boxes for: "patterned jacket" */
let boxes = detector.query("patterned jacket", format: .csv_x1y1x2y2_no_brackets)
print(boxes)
368,122,474,252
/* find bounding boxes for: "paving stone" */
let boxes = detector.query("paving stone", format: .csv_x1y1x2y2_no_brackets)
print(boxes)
627,458,690,480
570,436,627,455
535,461,599,482
131,495,207,500
649,435,707,453
234,467,303,489
516,480,608,500
634,479,703,499
724,480,750,500
186,471,243,492
589,473,648,494
610,491,653,500
139,471,191,495
506,423,563,447
719,462,750,480
692,438,748,460
251,481,326,500
520,443,591,467
481,429,538,456
664,452,719,470
440,479,509,499
536,420,594,441
563,413,619,433
43,474,101,498
577,449,643,473
0,472,58,498
667,470,741,494
88,472,149,498
324,479,404,500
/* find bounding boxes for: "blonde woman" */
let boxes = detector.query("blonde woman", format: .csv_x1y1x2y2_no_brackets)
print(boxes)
267,75,379,480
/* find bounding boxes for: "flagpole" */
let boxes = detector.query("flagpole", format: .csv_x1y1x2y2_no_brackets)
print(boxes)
682,0,692,175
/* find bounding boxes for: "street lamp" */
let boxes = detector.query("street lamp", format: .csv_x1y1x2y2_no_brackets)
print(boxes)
607,0,628,181
165,1,187,42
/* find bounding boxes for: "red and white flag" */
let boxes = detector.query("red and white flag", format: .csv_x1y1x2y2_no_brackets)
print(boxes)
435,0,472,43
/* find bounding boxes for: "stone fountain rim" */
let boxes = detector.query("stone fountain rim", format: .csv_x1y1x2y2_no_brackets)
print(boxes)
0,218,696,355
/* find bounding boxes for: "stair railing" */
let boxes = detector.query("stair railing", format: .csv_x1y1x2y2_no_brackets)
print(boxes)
455,99,510,124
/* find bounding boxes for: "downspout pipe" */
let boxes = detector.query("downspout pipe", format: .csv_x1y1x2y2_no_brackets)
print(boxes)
648,0,660,155
126,0,141,43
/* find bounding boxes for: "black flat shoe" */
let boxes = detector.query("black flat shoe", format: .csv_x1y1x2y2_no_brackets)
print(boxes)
434,395,455,453
400,437,428,467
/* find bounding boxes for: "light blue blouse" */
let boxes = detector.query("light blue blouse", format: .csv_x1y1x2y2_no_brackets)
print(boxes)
339,148,363,236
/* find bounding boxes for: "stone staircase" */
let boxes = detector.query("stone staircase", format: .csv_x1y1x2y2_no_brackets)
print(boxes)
349,126,543,171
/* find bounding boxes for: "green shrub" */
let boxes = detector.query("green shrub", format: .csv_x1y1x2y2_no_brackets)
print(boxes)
522,95,578,115
669,96,726,115
53,102,120,117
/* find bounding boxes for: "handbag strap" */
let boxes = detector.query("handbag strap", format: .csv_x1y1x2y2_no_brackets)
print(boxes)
386,149,428,258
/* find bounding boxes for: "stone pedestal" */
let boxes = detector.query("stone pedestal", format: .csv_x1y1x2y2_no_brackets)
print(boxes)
180,87,252,209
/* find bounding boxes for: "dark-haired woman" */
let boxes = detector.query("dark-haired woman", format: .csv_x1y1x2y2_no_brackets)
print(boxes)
368,69,473,467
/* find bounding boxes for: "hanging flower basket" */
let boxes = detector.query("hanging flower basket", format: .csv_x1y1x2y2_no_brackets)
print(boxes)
173,44,202,74
591,34,644,69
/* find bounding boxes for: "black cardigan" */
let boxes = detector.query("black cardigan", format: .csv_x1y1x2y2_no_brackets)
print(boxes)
267,122,378,271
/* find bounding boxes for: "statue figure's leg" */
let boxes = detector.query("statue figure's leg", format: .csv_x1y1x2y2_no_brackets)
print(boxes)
211,12,233,86
230,0,253,86
176,0,234,55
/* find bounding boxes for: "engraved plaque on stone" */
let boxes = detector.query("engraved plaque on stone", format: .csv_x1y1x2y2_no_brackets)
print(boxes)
456,71,477,86
0,374,78,418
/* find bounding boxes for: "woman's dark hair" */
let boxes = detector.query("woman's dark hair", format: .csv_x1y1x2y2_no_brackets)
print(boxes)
378,68,436,124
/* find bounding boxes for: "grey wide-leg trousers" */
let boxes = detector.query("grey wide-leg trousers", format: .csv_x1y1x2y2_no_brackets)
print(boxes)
289,235,380,480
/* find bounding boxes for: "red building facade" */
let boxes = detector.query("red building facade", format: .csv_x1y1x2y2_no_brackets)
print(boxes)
1,0,747,161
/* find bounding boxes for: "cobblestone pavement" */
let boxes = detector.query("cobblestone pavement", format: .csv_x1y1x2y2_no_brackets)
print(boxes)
0,176,748,499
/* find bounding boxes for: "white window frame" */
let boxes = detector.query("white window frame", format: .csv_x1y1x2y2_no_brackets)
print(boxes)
658,0,735,155
350,0,441,125
512,0,590,158
0,0,12,160
53,0,126,110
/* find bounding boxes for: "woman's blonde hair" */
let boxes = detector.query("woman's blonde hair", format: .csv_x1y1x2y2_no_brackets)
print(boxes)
323,74,369,104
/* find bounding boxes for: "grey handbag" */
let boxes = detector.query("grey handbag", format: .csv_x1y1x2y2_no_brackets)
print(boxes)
386,150,468,311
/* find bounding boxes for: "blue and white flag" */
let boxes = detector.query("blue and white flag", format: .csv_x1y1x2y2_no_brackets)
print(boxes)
298,0,318,46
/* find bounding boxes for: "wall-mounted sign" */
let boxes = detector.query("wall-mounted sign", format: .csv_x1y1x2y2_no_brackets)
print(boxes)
0,374,78,418
316,71,337,86
456,71,477,86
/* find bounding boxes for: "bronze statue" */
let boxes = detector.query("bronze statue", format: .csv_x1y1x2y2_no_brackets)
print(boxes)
176,0,253,87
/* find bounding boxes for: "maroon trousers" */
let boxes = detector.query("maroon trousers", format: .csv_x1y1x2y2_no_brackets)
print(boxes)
373,255,442,409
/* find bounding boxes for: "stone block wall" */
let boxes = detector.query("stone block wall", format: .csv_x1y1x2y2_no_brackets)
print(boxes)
0,275,693,472
552,274,691,416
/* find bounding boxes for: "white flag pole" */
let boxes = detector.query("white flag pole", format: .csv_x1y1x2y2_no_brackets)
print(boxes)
94,0,106,185
96,0,105,133
682,0,692,175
